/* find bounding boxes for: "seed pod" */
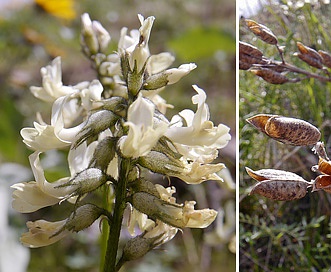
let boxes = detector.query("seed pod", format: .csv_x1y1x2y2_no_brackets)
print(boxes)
295,42,323,69
246,167,307,182
250,179,309,200
246,114,321,146
239,60,252,70
317,157,331,175
296,52,323,69
312,175,331,193
239,41,263,58
246,114,273,134
251,68,289,84
244,19,278,45
318,50,331,68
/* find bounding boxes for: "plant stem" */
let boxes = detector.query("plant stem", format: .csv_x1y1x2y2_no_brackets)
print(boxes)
103,158,131,272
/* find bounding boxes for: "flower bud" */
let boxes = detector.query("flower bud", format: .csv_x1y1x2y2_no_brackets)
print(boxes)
56,168,108,198
81,13,99,55
81,13,111,56
74,110,120,148
246,114,321,146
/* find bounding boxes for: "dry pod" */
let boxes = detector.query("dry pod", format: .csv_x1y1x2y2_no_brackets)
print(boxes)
295,42,323,69
250,179,310,201
244,19,278,45
239,41,264,58
318,50,331,68
246,114,321,146
239,42,268,70
251,68,289,84
246,167,307,182
317,157,331,175
312,175,331,194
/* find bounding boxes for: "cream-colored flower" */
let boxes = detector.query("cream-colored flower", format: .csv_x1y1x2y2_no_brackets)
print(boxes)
81,13,111,55
167,160,225,184
21,79,103,152
20,219,68,248
119,94,168,158
30,57,74,102
143,220,179,246
127,206,155,236
165,85,231,153
154,184,217,228
11,142,97,213
166,63,197,85
182,201,218,228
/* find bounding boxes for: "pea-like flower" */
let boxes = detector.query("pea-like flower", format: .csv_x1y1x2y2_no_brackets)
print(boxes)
11,142,97,213
118,94,168,158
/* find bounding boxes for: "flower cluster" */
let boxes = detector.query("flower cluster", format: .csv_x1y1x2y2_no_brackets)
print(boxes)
12,13,231,268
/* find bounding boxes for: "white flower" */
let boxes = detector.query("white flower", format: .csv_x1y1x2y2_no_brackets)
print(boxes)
81,13,111,55
165,85,231,160
21,97,84,151
147,52,175,74
167,160,225,184
127,206,155,236
30,57,75,102
11,142,97,213
166,63,197,85
119,94,168,158
20,219,68,248
154,184,218,228
119,15,155,72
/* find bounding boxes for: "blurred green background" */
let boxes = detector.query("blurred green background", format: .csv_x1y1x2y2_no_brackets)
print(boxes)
240,1,331,271
0,0,236,271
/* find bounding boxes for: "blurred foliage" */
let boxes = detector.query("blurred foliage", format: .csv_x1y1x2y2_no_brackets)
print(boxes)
240,1,331,271
0,0,235,271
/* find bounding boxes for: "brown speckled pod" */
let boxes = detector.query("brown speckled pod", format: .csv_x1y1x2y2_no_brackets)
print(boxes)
296,42,323,69
312,175,331,194
245,167,307,182
251,68,289,84
244,19,278,45
250,179,309,201
246,114,321,146
318,50,331,68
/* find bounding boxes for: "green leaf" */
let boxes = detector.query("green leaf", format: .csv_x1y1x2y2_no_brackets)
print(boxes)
167,26,235,61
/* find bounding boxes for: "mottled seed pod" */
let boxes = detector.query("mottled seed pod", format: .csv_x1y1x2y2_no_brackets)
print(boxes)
244,19,278,45
239,41,264,58
312,175,331,194
251,68,289,84
295,42,323,69
250,179,309,201
296,52,323,69
317,157,331,175
246,114,321,146
246,167,307,182
239,60,252,70
318,50,331,68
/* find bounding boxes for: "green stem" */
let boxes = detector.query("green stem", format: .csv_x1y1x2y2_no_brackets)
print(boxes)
103,158,131,272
